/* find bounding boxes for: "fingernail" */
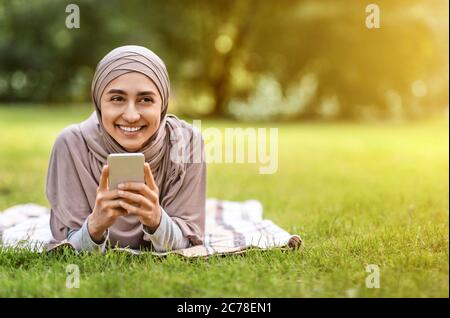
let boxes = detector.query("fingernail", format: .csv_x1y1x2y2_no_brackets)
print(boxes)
118,184,124,189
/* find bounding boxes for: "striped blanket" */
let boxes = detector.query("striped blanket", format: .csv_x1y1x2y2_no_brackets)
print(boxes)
0,199,302,257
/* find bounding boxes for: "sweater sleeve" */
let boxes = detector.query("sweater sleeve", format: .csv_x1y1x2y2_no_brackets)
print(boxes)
142,207,190,252
67,217,109,253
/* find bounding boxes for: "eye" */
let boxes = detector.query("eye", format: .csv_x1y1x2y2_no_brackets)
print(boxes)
140,97,154,103
110,95,124,102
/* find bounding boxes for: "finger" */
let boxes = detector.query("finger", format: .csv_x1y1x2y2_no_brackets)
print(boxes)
98,165,109,191
124,186,158,203
144,163,158,192
119,182,156,201
119,200,146,217
97,189,121,202
113,208,129,217
105,200,129,217
101,199,121,209
117,190,153,208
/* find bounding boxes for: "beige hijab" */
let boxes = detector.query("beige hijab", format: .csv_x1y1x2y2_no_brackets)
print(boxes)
46,45,206,249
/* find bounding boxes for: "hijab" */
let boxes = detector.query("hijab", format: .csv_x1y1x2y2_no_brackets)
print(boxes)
46,45,206,248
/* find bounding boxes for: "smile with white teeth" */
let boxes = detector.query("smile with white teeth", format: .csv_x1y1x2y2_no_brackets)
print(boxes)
118,125,144,132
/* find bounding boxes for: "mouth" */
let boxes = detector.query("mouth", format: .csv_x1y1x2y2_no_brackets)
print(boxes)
115,124,147,137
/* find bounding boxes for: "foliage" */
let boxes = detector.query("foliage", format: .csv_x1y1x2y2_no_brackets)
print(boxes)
0,0,448,120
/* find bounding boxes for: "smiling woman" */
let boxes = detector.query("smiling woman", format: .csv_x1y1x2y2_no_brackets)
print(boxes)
45,45,206,252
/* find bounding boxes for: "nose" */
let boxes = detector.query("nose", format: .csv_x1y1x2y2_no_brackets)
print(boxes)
122,101,140,123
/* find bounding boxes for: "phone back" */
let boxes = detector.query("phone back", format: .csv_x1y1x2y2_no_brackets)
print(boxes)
107,153,145,189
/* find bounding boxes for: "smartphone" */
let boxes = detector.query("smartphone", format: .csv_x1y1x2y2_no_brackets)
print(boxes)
107,153,145,190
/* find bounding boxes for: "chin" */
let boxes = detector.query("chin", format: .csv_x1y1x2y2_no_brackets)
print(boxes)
114,139,142,152
122,144,142,152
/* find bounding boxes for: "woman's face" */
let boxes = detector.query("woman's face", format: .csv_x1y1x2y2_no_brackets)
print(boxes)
100,72,162,152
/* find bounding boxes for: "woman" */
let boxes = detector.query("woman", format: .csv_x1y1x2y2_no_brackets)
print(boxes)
46,45,206,252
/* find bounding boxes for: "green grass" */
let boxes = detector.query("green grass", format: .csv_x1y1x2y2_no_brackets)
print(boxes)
0,104,448,297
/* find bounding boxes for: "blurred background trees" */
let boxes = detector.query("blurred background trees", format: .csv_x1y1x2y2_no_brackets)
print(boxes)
0,0,448,121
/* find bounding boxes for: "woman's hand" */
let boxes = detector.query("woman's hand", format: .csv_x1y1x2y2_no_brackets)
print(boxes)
88,165,127,242
117,163,162,233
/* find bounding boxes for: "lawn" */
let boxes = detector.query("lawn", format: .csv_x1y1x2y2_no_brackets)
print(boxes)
0,104,448,297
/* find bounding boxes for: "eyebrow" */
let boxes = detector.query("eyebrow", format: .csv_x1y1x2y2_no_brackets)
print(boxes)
106,89,157,96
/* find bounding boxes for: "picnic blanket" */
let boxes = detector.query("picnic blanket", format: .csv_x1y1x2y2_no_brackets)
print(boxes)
0,199,302,258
